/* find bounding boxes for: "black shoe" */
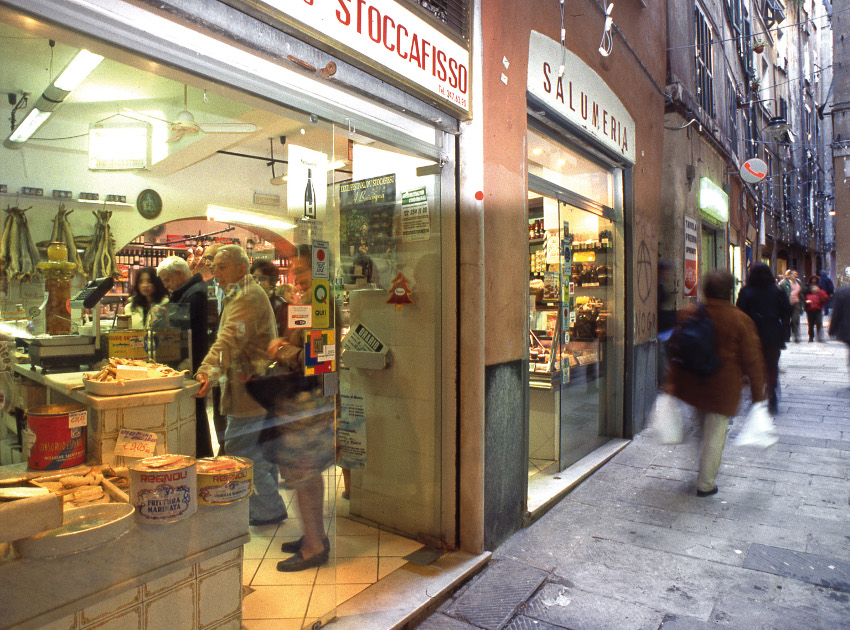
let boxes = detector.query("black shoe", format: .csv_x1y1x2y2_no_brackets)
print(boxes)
281,536,330,553
276,547,330,572
249,512,287,527
696,487,719,497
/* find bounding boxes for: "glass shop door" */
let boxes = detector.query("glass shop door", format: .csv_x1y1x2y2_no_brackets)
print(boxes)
557,201,617,469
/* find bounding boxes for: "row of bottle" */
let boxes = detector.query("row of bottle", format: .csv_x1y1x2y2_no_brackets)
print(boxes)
528,219,545,240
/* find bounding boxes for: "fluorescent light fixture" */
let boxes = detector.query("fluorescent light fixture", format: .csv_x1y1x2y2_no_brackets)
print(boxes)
206,205,295,231
4,49,103,149
327,160,346,170
88,123,150,170
53,50,104,92
7,108,52,143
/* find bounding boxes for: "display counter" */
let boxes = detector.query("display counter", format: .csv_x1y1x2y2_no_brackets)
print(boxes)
13,364,201,463
0,481,248,630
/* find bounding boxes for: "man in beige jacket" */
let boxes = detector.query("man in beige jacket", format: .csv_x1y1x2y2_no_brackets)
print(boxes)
195,244,287,526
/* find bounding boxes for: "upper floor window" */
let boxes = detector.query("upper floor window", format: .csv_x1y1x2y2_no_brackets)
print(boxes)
695,7,715,117
727,75,738,151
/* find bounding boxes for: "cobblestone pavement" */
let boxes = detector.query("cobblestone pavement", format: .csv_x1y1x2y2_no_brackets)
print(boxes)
418,321,850,630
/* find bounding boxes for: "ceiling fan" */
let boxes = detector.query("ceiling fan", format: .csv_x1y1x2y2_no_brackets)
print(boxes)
123,85,259,143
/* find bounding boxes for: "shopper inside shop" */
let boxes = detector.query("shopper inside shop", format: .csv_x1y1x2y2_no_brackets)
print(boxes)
250,259,287,335
127,267,169,329
194,244,287,526
157,255,214,457
265,245,335,572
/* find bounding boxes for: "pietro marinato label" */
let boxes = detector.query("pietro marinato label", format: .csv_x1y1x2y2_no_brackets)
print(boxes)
249,0,469,112
527,30,635,164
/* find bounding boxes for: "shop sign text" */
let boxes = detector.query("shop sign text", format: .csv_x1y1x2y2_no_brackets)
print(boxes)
252,0,469,112
527,30,635,164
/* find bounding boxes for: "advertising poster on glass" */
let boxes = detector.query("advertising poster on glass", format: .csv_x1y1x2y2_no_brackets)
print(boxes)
339,174,397,287
684,216,699,297
287,144,328,236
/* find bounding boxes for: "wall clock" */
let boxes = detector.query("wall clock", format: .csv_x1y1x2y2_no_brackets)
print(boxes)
136,189,162,219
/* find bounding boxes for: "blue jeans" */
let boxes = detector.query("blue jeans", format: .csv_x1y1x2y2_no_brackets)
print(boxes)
225,413,287,522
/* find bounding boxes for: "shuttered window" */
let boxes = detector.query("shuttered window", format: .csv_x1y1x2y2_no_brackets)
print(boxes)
695,7,715,117
399,0,469,41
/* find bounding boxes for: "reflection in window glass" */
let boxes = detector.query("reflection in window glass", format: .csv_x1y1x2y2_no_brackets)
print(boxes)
527,127,614,207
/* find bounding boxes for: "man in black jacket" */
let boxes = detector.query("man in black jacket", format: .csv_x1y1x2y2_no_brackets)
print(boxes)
157,255,213,457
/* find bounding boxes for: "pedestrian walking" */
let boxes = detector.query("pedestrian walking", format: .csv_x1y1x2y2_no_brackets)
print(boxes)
804,276,829,342
818,270,835,315
828,284,850,371
665,270,766,497
736,263,792,415
779,269,804,342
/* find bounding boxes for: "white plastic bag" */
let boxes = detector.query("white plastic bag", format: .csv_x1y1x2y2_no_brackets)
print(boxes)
734,401,778,448
648,393,684,444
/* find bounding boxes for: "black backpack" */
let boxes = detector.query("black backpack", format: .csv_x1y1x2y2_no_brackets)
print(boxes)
669,303,721,377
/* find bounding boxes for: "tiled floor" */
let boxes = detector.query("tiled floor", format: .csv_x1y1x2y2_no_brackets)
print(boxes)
239,466,425,629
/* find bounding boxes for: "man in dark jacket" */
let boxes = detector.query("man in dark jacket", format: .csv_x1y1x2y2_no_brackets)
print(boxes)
157,255,213,457
736,263,792,415
829,285,850,371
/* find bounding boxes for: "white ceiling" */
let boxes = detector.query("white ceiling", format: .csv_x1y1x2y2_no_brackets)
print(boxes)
0,18,351,175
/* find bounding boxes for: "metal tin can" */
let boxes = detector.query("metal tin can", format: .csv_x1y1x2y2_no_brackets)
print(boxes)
129,455,197,524
26,404,87,470
196,456,254,506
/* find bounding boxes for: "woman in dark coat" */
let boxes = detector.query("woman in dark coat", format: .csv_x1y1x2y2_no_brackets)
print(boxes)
736,263,792,415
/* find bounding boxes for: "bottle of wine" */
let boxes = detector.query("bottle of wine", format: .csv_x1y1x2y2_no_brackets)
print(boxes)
304,168,316,219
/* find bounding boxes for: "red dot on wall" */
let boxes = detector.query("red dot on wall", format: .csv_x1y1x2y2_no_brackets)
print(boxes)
474,191,484,201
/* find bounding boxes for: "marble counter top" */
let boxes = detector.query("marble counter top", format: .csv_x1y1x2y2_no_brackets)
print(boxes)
14,364,201,410
0,500,249,630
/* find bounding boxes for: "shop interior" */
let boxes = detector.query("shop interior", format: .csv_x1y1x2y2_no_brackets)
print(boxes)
525,126,625,512
0,13,449,629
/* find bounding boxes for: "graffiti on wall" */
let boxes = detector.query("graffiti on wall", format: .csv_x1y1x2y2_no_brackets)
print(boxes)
634,219,657,342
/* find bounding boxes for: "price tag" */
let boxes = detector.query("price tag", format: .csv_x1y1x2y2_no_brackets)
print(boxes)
114,429,158,458
68,409,87,428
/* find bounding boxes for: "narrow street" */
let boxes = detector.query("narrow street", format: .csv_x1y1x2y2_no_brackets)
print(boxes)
420,323,850,630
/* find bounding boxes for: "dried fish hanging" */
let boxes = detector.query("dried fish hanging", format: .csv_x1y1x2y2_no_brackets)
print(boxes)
83,208,119,279
50,204,84,271
1,206,43,282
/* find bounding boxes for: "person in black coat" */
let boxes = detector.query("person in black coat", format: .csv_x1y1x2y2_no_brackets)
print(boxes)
157,255,213,457
736,263,793,415
818,270,835,315
828,284,850,371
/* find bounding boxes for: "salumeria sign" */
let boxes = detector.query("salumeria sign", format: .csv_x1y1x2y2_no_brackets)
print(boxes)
251,0,470,112
527,30,635,164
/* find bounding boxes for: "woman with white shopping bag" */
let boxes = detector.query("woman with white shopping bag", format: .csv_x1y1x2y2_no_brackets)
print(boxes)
663,271,767,497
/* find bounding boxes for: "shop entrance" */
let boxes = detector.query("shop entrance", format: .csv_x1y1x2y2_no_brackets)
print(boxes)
526,124,625,508
0,12,452,629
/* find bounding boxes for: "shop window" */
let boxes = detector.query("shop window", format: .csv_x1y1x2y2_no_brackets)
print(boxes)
525,124,624,506
695,6,715,118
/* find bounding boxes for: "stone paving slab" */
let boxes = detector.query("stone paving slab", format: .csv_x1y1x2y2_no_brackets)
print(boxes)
522,583,665,630
415,613,480,630
503,614,570,630
447,559,549,629
744,544,850,591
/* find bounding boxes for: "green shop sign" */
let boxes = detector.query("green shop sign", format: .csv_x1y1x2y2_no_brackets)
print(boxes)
699,178,729,224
